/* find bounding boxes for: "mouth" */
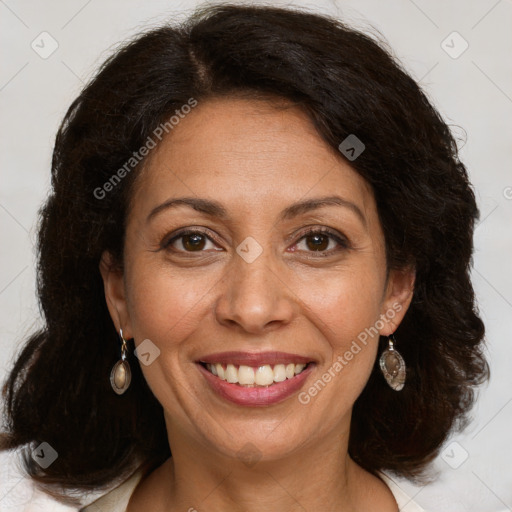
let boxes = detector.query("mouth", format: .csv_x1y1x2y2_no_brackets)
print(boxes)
198,361,311,387
195,351,316,407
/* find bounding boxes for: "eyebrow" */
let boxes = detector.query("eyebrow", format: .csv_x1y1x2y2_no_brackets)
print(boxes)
146,195,366,226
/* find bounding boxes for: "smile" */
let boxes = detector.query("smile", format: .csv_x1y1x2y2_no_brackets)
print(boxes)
201,362,309,387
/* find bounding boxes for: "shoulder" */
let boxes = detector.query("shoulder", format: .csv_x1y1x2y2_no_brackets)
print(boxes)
378,471,427,512
81,470,144,512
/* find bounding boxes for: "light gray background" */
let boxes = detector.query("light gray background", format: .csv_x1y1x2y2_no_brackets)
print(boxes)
1,0,511,511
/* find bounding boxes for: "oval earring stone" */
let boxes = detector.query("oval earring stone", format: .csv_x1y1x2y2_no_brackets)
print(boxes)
379,348,406,391
110,360,132,395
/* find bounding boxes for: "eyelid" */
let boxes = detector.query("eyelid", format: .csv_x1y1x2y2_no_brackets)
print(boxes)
161,227,221,250
161,225,350,254
291,226,350,252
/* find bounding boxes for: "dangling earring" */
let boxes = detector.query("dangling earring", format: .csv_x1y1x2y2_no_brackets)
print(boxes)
110,328,132,395
379,334,406,391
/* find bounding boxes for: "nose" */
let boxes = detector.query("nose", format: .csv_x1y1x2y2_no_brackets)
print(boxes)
214,247,296,334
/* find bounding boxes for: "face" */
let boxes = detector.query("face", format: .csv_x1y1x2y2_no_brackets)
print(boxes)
101,97,414,464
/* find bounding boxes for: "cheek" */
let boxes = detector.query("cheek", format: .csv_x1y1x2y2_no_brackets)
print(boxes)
295,313,380,426
123,258,222,418
124,258,219,349
291,265,385,402
294,264,385,347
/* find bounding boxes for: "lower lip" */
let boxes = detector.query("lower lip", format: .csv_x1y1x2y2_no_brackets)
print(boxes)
197,363,315,407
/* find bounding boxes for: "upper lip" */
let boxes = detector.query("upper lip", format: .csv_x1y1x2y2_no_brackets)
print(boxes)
197,351,314,367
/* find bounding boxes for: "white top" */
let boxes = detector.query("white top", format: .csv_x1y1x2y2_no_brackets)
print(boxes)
81,469,426,511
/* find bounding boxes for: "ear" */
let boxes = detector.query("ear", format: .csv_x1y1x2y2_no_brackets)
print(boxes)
378,266,415,336
99,251,133,339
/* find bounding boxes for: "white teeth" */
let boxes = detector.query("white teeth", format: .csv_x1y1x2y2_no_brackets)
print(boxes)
204,362,309,386
255,365,274,386
225,363,238,383
273,364,286,382
215,363,225,380
238,365,255,385
294,363,306,375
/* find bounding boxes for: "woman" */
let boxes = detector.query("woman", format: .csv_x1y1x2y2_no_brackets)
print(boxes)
0,4,488,511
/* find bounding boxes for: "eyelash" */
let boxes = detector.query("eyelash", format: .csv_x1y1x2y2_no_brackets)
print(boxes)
161,227,350,257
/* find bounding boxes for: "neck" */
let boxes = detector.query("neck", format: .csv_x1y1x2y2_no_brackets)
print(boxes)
128,417,397,512
171,436,353,511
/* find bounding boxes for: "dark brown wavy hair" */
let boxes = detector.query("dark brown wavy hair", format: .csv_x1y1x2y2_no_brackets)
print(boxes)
1,3,488,505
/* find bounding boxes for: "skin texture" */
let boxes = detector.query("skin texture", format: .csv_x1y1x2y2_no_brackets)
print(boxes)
100,98,415,511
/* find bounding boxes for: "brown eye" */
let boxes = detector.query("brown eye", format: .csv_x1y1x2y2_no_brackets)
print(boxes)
181,233,207,251
293,228,349,256
162,229,221,254
305,233,330,251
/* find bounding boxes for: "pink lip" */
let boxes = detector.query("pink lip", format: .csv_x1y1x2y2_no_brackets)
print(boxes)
197,361,315,407
197,351,313,367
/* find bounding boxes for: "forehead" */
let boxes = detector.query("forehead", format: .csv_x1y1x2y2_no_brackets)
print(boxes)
130,97,374,220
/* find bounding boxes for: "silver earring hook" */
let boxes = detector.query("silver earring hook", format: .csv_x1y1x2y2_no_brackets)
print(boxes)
119,329,128,361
